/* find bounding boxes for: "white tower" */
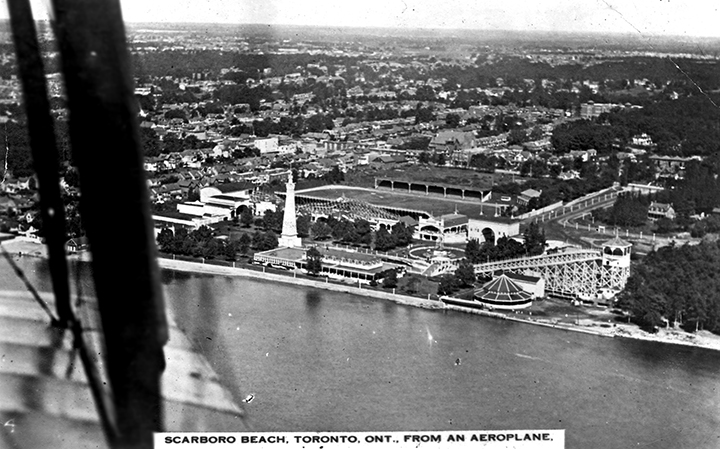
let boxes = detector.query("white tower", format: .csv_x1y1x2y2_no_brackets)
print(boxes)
278,172,302,248
599,236,632,292
601,236,631,269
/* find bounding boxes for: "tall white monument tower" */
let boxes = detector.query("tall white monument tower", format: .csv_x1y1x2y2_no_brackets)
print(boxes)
278,172,302,248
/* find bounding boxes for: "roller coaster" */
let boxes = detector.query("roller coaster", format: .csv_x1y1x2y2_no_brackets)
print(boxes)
473,246,631,299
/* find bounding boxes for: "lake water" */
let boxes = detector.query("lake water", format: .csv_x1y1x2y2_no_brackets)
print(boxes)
4,257,720,448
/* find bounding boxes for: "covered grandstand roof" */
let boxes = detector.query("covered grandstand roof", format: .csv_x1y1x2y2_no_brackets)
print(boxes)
298,197,400,222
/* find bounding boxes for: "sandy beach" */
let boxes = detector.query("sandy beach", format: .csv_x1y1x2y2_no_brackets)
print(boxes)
3,236,720,352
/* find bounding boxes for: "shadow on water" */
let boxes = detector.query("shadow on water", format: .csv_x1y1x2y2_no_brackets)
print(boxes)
382,298,396,315
159,269,214,285
187,277,247,410
616,336,720,371
160,269,191,284
305,290,323,316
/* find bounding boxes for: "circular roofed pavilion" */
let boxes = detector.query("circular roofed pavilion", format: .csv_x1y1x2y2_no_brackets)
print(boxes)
474,274,533,310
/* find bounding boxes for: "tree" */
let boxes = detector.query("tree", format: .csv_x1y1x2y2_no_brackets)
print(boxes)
156,228,175,253
190,225,213,243
414,107,435,124
262,209,282,232
323,166,344,184
529,126,544,141
374,226,395,251
454,259,476,288
391,221,415,247
445,113,461,128
608,194,649,227
403,276,421,294
523,222,546,256
305,113,333,133
311,221,332,240
382,269,398,289
306,247,323,276
437,274,458,296
240,208,254,228
251,231,265,250
261,231,278,251
465,239,482,264
202,238,222,259
161,133,185,154
238,233,251,254
223,240,239,260
507,128,528,146
140,127,161,157
330,218,354,241
297,215,311,237
354,219,373,246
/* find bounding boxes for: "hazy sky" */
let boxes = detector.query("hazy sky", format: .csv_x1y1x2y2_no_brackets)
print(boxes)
5,0,720,38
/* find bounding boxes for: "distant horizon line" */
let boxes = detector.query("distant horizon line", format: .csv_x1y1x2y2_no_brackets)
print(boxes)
8,18,719,41
121,22,710,39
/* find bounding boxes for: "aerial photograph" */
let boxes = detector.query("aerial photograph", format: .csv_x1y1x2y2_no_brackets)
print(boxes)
1,0,720,448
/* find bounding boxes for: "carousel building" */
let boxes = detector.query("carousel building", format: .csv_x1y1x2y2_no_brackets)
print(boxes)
473,274,534,310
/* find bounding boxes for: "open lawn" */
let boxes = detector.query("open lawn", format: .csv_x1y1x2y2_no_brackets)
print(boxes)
396,273,438,297
523,297,620,326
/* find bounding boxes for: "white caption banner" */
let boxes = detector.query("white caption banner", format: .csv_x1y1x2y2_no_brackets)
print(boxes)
155,430,564,448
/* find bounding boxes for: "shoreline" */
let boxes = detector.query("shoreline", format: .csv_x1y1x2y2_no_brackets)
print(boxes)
154,259,720,353
3,237,720,352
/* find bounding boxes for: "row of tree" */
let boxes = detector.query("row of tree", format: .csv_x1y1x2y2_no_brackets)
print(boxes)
465,222,547,264
436,259,478,296
156,226,279,258
310,216,415,250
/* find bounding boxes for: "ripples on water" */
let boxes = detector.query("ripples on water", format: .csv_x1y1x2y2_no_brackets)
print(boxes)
2,258,719,449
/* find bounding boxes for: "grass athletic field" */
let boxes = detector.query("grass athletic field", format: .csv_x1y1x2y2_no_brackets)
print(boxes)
294,185,511,219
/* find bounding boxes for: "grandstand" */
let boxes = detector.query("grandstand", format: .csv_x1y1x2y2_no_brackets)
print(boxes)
297,196,401,225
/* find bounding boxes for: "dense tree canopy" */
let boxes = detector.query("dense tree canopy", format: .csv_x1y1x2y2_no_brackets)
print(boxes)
592,193,649,227
618,241,720,333
465,223,546,263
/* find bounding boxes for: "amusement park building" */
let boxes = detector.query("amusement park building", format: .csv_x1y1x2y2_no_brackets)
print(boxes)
252,246,402,282
474,237,632,300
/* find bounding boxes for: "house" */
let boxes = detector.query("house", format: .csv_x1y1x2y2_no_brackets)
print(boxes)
253,137,279,154
631,133,653,147
200,181,254,203
647,202,675,221
65,236,90,253
649,155,698,179
504,272,545,299
429,131,476,153
517,189,542,206
569,149,596,162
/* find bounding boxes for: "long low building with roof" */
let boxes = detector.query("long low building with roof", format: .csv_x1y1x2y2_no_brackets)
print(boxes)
253,245,404,282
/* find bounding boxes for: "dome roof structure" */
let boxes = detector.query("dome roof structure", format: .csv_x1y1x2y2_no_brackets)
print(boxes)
474,274,533,309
